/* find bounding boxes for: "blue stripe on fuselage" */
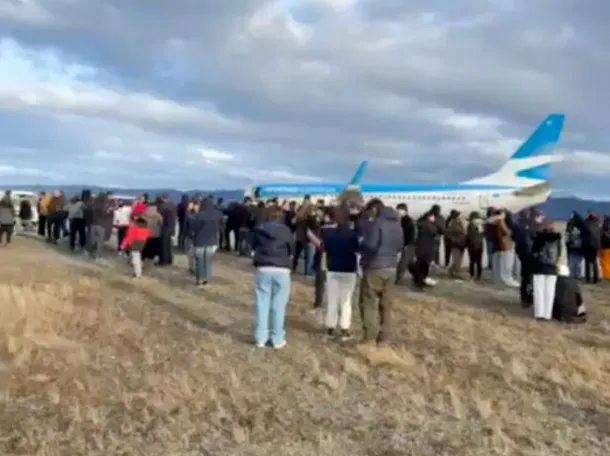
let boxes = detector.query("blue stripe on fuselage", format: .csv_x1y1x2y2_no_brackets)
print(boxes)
256,183,516,197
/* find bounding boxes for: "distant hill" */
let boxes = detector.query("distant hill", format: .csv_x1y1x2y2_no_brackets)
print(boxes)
2,185,243,205
539,197,610,221
2,185,608,220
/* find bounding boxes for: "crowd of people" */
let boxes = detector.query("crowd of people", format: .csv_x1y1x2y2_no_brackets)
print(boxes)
0,188,603,350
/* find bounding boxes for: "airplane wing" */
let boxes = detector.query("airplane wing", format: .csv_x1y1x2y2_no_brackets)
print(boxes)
512,181,552,197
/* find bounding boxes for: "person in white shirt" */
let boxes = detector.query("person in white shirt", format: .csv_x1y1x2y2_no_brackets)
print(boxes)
66,196,86,251
113,200,132,253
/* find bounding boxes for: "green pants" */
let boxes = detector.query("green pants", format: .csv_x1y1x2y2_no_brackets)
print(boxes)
359,270,395,342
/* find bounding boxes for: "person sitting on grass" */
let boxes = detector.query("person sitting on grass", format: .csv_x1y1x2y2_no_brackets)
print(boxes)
553,264,587,323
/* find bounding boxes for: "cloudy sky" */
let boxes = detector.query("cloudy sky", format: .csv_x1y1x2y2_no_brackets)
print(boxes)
0,0,607,197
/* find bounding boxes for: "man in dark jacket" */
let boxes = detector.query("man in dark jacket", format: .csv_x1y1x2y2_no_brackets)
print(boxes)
444,210,458,266
515,209,544,306
157,194,177,266
445,211,467,279
484,206,496,270
565,214,583,279
465,211,484,280
359,204,402,346
88,193,113,259
190,197,223,286
176,194,189,250
394,203,416,284
572,211,600,284
226,199,252,254
410,211,439,289
430,204,445,266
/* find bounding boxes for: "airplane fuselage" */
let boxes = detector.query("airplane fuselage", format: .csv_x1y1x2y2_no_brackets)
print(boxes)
253,183,551,218
247,114,563,218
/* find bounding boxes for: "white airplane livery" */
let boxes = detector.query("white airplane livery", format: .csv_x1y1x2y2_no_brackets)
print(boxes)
247,114,565,218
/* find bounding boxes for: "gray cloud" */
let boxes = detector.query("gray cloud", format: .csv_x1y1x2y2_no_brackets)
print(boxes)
0,0,608,194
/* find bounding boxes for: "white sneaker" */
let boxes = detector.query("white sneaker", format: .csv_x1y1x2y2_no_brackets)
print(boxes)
424,277,437,286
273,341,286,350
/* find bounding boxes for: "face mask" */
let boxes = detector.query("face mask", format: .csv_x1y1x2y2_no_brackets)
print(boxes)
397,209,407,217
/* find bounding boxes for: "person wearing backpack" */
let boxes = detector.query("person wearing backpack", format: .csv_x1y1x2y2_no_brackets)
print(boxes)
530,221,562,320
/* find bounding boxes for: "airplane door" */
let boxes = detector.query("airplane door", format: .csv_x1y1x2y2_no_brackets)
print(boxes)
479,194,489,209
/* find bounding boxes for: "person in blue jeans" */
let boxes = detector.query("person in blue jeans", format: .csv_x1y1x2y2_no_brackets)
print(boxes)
189,197,223,286
251,206,293,349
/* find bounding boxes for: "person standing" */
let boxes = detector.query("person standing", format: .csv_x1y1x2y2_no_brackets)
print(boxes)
157,194,177,266
531,222,562,320
113,200,132,253
0,191,15,245
394,203,416,285
176,194,189,250
358,201,402,347
190,197,223,286
321,209,359,341
465,211,484,281
251,206,293,349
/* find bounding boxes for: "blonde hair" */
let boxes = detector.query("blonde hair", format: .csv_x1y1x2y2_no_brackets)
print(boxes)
295,202,315,223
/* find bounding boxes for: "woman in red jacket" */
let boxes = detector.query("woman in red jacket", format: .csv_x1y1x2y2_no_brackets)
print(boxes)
120,216,152,278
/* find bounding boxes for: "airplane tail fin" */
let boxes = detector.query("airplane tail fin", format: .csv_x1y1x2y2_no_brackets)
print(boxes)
346,160,368,188
337,161,367,205
463,113,565,188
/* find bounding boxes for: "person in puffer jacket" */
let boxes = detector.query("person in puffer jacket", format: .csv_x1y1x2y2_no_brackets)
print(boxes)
515,209,545,306
552,264,587,323
0,190,15,244
445,211,467,280
121,216,152,278
530,222,562,320
571,211,601,284
410,211,439,289
358,202,402,347
465,211,485,281
599,216,610,280
251,206,294,350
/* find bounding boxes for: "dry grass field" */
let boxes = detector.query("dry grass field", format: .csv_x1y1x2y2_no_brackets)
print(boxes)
2,237,610,456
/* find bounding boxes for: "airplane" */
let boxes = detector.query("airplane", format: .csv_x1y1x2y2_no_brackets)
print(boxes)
246,113,565,218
